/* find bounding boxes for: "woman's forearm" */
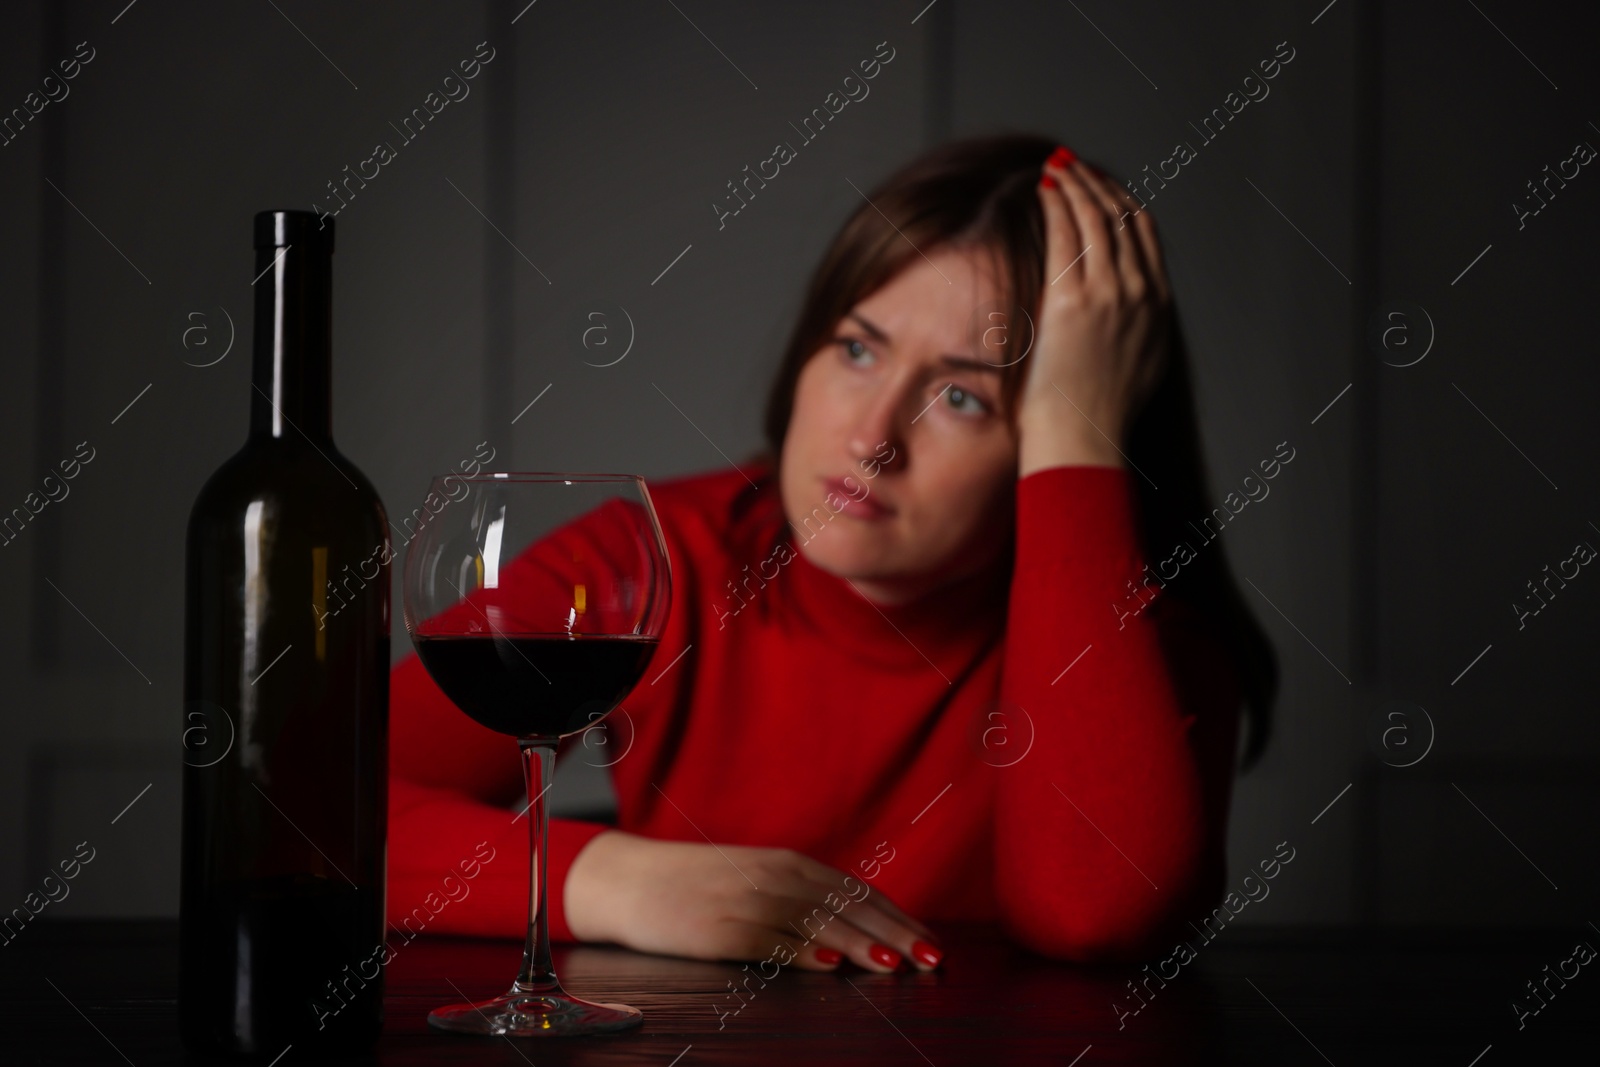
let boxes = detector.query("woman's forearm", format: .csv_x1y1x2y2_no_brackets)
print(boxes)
1016,400,1126,478
990,465,1239,961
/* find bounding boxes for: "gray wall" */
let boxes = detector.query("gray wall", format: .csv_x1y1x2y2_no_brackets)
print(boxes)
2,0,1595,930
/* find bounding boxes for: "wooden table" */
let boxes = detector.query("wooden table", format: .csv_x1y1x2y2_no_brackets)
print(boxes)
1,920,1591,1063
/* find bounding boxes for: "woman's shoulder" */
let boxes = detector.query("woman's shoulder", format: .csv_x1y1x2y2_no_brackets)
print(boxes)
645,455,783,563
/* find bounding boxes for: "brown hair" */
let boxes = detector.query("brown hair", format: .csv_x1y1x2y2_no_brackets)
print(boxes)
748,132,1277,772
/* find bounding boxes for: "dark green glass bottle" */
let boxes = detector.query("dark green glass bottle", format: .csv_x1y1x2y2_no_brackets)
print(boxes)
180,210,390,1056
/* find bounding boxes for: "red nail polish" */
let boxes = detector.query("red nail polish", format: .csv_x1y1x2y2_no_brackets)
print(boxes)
815,947,843,966
1048,144,1077,167
868,944,901,969
1039,173,1057,190
911,940,943,968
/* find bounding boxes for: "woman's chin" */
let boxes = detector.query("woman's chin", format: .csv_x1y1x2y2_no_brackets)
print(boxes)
798,535,905,584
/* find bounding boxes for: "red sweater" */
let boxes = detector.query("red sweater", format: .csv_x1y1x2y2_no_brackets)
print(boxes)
387,458,1241,960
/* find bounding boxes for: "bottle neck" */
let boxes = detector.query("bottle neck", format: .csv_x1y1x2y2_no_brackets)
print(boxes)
249,241,333,442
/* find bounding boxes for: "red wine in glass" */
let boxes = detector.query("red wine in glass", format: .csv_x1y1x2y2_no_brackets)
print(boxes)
403,472,671,1036
413,634,659,739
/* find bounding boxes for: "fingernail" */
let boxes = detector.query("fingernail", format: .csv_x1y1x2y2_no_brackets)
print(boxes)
910,940,943,968
815,947,843,966
1039,173,1057,190
1048,144,1077,168
868,943,901,970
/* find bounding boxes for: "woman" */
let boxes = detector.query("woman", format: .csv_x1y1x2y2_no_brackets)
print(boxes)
388,134,1277,972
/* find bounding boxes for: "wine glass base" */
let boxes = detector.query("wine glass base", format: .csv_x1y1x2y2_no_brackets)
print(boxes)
426,988,643,1037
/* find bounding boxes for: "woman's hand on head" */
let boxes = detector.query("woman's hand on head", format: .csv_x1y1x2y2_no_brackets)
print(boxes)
564,830,942,973
1019,146,1173,476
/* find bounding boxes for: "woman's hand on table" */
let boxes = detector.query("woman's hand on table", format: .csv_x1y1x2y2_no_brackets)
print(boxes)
565,830,944,973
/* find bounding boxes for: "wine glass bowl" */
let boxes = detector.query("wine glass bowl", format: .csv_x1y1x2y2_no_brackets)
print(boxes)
402,473,671,1036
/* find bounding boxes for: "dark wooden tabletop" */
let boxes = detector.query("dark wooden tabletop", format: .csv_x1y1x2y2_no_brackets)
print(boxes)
0,920,1592,1064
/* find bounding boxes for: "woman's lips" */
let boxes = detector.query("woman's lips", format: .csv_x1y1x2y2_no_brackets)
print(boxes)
822,477,893,519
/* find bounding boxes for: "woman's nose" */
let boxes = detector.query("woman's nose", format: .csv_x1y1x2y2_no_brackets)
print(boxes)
848,379,906,464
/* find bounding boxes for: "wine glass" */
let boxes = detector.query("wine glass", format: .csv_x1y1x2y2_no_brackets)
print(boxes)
402,472,671,1036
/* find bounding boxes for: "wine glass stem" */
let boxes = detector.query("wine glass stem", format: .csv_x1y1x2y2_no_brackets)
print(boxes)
514,739,560,994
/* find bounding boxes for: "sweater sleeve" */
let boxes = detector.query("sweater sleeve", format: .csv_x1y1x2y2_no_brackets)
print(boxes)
992,464,1242,962
387,651,614,943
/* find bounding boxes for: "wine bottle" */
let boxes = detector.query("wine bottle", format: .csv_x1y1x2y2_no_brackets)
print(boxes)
180,210,391,1055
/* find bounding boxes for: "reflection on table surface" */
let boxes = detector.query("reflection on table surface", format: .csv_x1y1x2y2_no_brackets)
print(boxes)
2,921,1595,1064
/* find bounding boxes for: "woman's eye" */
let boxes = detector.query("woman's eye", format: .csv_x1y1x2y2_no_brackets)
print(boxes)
839,338,874,364
946,385,990,416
